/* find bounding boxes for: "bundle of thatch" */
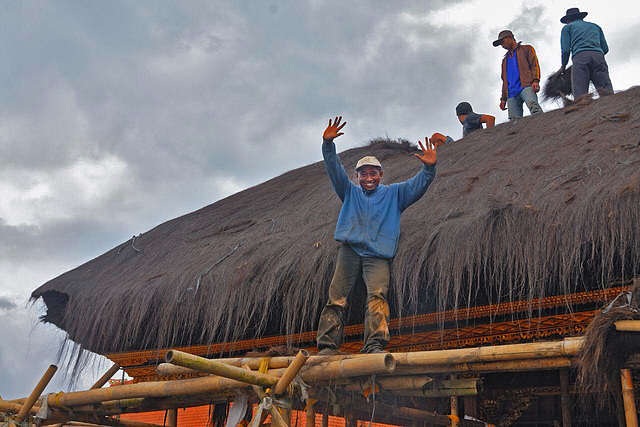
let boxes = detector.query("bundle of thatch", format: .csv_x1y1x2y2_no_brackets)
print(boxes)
542,66,572,103
577,279,640,400
32,88,640,360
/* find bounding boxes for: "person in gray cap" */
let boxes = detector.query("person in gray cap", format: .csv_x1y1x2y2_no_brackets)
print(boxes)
559,7,613,99
493,30,543,119
317,116,436,354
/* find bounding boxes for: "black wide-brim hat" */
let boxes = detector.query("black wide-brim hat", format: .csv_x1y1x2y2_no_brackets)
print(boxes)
561,7,588,24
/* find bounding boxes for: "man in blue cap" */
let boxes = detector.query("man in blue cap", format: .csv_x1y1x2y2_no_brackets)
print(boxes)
559,7,613,99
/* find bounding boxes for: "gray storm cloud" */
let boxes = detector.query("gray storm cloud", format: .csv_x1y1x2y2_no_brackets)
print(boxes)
1,0,639,398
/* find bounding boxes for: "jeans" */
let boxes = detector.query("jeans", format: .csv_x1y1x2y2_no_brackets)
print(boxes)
571,50,613,99
507,86,543,119
316,244,391,353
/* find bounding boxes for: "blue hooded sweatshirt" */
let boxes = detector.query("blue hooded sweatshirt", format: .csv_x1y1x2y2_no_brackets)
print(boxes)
322,140,436,259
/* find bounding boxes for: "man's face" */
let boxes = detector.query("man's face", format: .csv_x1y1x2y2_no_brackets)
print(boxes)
357,165,383,191
500,36,515,51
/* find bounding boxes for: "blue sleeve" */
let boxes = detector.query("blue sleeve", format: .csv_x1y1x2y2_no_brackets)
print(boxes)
394,164,436,211
561,26,571,67
322,139,352,201
445,136,455,144
599,26,609,55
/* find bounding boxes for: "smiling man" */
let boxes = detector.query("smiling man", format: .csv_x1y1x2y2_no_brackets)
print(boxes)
316,116,436,354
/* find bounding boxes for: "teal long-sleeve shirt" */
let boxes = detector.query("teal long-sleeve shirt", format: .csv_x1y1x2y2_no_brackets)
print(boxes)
561,19,609,67
322,140,436,259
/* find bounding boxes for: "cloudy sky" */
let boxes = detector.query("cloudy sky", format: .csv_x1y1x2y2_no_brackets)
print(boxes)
1,0,639,398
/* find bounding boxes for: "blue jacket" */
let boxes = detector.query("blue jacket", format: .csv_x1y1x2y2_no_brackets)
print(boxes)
561,19,609,67
322,140,436,259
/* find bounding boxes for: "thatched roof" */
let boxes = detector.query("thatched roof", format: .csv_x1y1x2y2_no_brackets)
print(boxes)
32,88,640,356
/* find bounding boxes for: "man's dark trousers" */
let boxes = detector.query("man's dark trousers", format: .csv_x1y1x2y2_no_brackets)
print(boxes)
316,244,391,353
572,50,613,98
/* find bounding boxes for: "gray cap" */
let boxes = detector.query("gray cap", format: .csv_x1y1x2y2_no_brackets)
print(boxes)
355,156,382,171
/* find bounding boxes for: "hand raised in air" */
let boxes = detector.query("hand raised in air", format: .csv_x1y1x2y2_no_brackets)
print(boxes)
323,116,346,141
414,137,437,165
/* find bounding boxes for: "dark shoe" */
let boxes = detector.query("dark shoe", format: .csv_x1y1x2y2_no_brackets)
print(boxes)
317,348,339,356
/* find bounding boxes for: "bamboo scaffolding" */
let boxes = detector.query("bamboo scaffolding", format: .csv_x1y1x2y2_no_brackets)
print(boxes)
160,355,574,380
157,353,395,376
166,409,177,427
158,339,581,380
72,394,233,415
273,350,309,396
391,356,575,375
166,350,280,388
16,364,58,421
383,379,479,398
91,364,121,390
391,337,583,366
160,353,395,383
0,400,162,427
620,369,639,427
615,320,640,332
341,375,433,391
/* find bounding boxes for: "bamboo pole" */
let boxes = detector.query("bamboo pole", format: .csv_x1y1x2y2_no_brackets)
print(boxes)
165,351,572,378
391,337,583,366
17,364,58,421
620,369,639,427
167,409,177,427
559,369,571,427
166,350,280,388
273,350,309,396
0,401,39,416
392,356,574,375
160,353,394,383
342,375,433,391
615,320,640,332
48,375,252,408
92,364,121,390
43,354,394,409
305,401,316,427
450,374,459,427
248,382,288,427
157,353,382,376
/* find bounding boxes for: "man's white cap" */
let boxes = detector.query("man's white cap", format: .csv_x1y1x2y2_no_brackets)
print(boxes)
355,156,382,171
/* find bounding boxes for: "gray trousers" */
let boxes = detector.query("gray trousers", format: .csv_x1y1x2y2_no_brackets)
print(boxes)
316,244,391,353
507,86,543,119
571,50,613,99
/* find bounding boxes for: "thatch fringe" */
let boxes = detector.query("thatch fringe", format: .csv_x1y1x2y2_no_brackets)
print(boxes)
31,88,640,364
577,279,640,404
542,66,572,104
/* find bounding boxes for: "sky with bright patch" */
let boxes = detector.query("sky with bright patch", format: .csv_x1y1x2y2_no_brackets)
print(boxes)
1,0,639,398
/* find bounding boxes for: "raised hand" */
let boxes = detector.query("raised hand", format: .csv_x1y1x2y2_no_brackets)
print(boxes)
414,137,437,165
323,116,347,141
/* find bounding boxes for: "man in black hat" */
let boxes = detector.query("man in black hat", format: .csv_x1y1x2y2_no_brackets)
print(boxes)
559,7,613,99
493,30,543,120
